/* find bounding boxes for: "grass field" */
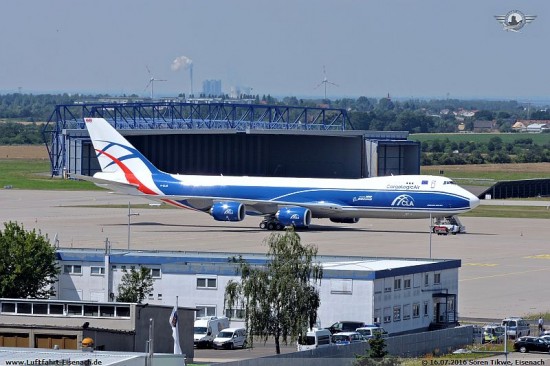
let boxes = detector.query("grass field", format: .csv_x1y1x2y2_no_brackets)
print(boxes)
421,163,550,182
410,132,550,145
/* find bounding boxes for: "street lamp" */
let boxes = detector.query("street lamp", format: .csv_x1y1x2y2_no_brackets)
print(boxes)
127,202,139,250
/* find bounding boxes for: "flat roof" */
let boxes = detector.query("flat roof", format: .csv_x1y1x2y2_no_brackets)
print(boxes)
57,248,460,280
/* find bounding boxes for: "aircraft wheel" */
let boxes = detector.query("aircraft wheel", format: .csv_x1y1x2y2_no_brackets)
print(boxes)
267,222,275,230
259,222,266,229
276,223,284,230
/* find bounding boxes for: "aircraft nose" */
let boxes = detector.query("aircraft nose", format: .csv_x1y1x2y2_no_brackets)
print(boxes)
469,194,480,209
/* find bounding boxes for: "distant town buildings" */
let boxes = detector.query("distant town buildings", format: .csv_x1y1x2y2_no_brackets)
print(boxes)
202,79,222,96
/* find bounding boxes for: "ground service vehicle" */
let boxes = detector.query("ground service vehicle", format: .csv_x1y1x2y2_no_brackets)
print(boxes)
502,317,530,339
193,316,230,348
482,324,505,343
327,321,367,334
514,336,550,353
212,327,247,349
356,326,388,340
332,332,363,345
297,328,333,351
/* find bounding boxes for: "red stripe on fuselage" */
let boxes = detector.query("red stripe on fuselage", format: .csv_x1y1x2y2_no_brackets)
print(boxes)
96,148,157,195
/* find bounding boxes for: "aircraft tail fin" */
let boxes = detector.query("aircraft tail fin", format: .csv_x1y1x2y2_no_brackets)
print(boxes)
84,117,162,194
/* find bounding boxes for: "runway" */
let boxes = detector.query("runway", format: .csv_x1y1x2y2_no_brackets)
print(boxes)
1,189,549,319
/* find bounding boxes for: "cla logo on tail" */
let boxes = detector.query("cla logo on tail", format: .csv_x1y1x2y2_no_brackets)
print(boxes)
391,194,415,207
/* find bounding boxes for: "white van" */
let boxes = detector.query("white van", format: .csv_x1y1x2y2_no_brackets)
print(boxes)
212,327,247,349
501,317,530,339
193,316,230,348
297,328,333,351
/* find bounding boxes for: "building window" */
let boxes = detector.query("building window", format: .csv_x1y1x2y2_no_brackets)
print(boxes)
17,303,32,314
413,303,420,318
403,304,411,320
157,294,163,300
67,305,83,316
1,302,16,313
423,301,429,317
383,307,391,323
393,306,401,322
197,277,217,289
225,308,245,320
32,303,48,315
151,268,161,278
111,265,117,271
84,305,99,317
148,293,154,300
90,266,105,275
404,278,411,289
64,265,82,274
374,309,381,325
330,279,353,294
196,306,216,318
424,273,429,286
116,306,131,317
49,304,64,315
100,306,114,317
394,278,401,291
434,273,441,284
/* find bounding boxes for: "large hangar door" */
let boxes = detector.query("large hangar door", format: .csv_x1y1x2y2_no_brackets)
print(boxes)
365,140,420,177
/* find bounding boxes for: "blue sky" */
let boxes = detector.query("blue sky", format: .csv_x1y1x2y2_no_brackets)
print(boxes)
0,0,548,100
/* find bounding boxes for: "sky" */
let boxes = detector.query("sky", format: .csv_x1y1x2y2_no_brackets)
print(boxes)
1,0,549,101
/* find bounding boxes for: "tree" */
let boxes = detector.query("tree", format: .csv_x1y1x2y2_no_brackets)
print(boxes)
0,221,59,298
354,332,399,366
224,229,323,354
116,266,153,303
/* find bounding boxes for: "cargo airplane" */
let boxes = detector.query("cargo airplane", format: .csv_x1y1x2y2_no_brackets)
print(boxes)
79,117,480,230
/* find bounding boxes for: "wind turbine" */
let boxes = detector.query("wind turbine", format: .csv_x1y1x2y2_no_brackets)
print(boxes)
144,65,167,99
315,66,338,100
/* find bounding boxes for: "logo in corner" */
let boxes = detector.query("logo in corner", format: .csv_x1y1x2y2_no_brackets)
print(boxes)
391,194,415,207
494,10,536,32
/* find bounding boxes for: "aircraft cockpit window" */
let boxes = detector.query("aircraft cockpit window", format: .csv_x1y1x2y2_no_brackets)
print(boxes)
443,180,456,185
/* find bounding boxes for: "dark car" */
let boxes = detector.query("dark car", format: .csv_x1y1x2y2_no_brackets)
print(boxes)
327,321,367,335
514,336,550,353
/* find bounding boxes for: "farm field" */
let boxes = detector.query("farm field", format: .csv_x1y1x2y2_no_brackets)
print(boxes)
410,132,550,145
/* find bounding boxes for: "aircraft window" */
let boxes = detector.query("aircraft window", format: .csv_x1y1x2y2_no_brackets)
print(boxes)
443,181,456,185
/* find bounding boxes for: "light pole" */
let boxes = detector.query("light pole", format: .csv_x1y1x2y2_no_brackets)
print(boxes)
127,202,139,250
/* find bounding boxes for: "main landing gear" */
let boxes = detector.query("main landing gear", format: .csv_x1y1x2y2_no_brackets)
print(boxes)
259,216,285,231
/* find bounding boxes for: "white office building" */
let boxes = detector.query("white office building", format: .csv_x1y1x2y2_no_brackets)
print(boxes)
55,248,460,335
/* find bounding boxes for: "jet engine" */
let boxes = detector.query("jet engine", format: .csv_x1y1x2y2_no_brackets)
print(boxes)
330,218,360,224
276,207,311,227
210,202,246,221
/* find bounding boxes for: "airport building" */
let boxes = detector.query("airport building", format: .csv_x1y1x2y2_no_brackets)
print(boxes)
0,298,195,357
44,101,420,179
53,248,460,336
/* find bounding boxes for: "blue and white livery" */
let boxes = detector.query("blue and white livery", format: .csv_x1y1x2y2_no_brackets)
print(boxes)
81,118,480,230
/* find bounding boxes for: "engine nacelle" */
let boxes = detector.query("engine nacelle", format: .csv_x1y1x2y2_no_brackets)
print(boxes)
276,206,311,227
210,202,246,222
330,218,360,224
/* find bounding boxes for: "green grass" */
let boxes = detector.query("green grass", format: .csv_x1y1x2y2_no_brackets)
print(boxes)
410,132,550,145
463,205,550,219
420,168,547,182
0,159,99,190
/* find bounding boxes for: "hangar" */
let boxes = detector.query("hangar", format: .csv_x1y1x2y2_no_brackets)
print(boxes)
54,248,460,336
42,101,421,179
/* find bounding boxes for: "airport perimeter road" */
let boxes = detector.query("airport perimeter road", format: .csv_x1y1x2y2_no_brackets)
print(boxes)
1,189,550,319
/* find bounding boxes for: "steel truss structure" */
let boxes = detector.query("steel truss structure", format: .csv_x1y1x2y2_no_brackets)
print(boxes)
42,101,353,176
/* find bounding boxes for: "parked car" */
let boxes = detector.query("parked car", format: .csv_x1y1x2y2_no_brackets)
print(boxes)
502,317,530,339
482,324,505,344
212,327,247,350
513,336,550,353
332,331,364,345
297,328,333,351
356,326,388,340
327,321,368,334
